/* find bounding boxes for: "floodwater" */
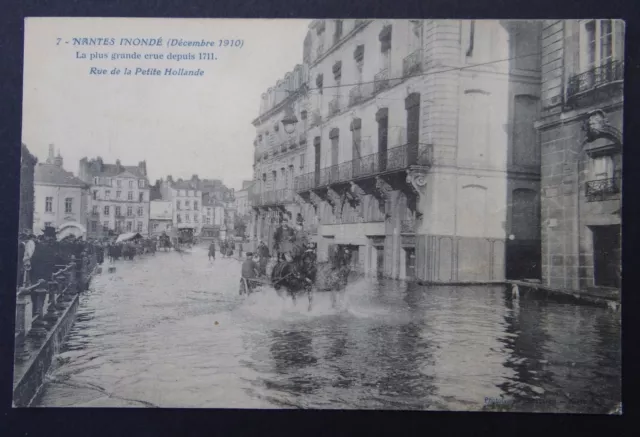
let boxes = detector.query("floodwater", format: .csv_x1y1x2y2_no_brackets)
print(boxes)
33,246,621,412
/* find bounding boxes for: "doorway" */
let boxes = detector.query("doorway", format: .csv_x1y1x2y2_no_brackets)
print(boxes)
375,246,385,278
404,247,416,279
592,225,621,288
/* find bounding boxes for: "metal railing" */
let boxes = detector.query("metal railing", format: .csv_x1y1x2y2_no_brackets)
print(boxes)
349,85,363,107
328,98,341,116
567,60,624,101
403,50,422,77
294,143,432,191
374,69,390,93
400,219,415,234
585,177,621,202
250,188,295,207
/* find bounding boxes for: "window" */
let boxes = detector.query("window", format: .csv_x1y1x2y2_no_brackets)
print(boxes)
93,177,99,185
103,221,109,231
129,180,134,188
105,190,111,200
194,201,198,210
177,213,182,223
177,200,181,210
334,20,343,43
139,192,144,202
127,206,133,217
44,221,52,228
188,190,193,197
592,156,615,179
137,222,143,232
92,205,98,214
128,191,133,201
104,206,110,216
106,178,112,186
186,214,191,223
186,200,190,209
138,179,144,188
153,223,159,230
138,206,144,216
115,206,121,217
300,154,305,169
45,197,53,212
205,217,210,224
116,190,122,199
117,179,122,188
91,221,97,232
194,215,199,222
126,221,133,232
92,190,97,200
64,197,73,213
582,20,614,73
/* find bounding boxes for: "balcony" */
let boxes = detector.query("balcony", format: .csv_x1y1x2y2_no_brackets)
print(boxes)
90,210,100,217
250,189,295,207
400,219,415,234
403,50,422,77
316,43,324,60
294,143,432,192
328,98,341,116
374,69,390,93
585,177,621,202
566,60,624,107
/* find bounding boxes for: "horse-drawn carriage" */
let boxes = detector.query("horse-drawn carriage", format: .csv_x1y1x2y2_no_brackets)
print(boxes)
239,243,352,311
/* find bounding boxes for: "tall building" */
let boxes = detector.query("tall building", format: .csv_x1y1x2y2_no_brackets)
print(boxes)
19,143,38,233
34,146,90,238
536,20,623,293
252,19,544,282
159,175,203,236
235,180,253,217
78,157,150,237
249,62,309,251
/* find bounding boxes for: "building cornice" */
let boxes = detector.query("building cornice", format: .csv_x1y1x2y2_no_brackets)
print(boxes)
252,84,308,127
535,98,624,131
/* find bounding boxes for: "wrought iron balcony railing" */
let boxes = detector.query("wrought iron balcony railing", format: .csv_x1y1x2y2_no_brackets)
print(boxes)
403,50,422,77
328,98,341,116
294,143,432,192
250,189,295,207
400,219,415,234
567,60,624,102
585,177,621,202
374,69,390,93
349,85,363,107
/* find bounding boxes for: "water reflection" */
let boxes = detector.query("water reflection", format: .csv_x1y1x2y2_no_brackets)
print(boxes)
33,247,620,412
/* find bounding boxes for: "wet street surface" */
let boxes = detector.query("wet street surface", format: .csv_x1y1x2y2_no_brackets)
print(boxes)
34,246,621,412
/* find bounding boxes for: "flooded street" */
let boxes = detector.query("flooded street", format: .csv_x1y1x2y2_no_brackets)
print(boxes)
34,246,620,412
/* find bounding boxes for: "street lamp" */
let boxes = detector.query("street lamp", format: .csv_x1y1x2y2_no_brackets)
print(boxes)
281,103,298,135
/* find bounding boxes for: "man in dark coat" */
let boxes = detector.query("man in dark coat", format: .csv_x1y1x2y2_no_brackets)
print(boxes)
257,240,270,276
208,241,216,261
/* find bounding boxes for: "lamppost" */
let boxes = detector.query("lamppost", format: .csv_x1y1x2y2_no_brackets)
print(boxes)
281,100,299,135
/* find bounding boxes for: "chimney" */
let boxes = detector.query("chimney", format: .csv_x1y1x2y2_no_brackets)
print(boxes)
53,150,63,168
115,159,122,173
166,175,173,183
47,144,55,164
139,161,147,176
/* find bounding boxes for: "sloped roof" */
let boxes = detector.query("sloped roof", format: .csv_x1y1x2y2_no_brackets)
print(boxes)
35,163,88,188
172,179,200,190
90,163,146,179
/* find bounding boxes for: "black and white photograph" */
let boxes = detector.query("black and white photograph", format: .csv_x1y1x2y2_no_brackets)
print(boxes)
13,18,622,413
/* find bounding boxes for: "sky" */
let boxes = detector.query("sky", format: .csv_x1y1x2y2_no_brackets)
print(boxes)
22,18,311,191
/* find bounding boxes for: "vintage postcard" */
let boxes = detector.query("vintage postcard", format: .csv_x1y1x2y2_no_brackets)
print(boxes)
14,17,622,412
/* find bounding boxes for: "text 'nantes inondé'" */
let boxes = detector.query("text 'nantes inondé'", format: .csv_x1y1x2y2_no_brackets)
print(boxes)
58,37,246,77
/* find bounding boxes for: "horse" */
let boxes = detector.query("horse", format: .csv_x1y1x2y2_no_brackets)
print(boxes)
270,249,351,311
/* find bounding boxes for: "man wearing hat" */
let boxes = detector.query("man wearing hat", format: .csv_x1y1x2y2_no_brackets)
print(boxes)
241,251,260,293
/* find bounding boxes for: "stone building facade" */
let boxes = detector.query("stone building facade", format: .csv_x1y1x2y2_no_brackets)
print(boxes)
159,175,203,236
78,157,150,237
249,62,309,252
19,143,37,233
34,147,90,238
535,20,623,293
279,19,543,282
